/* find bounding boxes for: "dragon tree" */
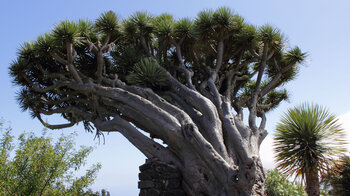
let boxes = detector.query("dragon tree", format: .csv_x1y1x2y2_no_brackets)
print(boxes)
9,7,306,196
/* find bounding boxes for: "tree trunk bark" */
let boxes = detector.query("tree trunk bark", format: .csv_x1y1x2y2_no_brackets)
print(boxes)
306,171,320,196
81,82,269,196
141,141,266,196
140,156,266,196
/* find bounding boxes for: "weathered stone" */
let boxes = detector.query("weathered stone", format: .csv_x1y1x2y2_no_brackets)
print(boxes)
145,188,161,196
165,179,181,189
161,190,186,196
140,163,153,172
163,172,181,179
138,180,155,189
139,159,187,196
139,171,153,180
140,189,148,196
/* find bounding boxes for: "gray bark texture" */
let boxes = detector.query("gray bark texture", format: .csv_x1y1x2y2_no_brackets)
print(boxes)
89,77,268,196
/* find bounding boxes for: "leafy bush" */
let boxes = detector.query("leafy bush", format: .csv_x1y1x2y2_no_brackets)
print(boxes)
0,122,102,195
266,169,306,196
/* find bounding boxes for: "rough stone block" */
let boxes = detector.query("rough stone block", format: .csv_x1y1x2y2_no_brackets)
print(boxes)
139,172,153,180
161,190,186,196
163,172,181,179
139,160,187,196
166,179,181,189
146,188,161,196
138,180,155,189
140,163,153,172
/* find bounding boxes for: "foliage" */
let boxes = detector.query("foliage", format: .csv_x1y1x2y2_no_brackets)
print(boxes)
9,8,307,128
274,103,347,180
0,122,101,196
266,169,307,196
322,156,350,195
126,58,169,88
266,169,330,196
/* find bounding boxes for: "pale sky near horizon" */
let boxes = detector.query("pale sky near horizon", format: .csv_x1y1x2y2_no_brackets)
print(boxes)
1,0,350,195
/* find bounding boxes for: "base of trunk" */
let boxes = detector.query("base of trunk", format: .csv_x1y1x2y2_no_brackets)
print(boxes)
138,158,266,196
138,159,187,196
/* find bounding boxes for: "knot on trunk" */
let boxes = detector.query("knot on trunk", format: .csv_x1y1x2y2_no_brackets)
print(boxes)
181,123,195,141
229,168,240,184
245,160,257,183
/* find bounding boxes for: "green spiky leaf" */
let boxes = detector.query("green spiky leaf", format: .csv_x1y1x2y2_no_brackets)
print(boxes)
126,58,168,88
274,103,347,182
95,11,119,33
173,18,196,40
52,20,80,43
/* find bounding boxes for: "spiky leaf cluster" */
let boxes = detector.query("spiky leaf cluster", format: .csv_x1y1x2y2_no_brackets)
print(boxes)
274,103,347,181
9,7,306,134
126,58,169,88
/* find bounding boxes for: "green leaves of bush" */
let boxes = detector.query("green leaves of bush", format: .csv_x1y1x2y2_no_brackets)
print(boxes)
0,123,101,196
266,169,307,196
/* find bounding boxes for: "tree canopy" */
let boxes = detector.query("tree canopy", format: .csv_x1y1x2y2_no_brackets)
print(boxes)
9,7,306,195
0,122,102,196
10,8,305,132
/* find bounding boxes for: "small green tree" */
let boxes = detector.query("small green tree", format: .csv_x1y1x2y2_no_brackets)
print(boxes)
266,169,307,196
0,122,101,196
274,103,347,196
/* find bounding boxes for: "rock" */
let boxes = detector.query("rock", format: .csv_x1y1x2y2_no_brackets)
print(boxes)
138,159,187,196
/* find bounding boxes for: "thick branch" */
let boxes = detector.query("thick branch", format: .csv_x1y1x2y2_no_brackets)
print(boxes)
101,97,181,146
173,43,195,90
257,110,266,130
65,41,83,84
140,35,151,57
94,86,182,133
50,52,68,65
164,92,202,124
37,114,75,129
207,69,222,110
88,41,99,54
248,42,269,132
180,122,236,185
23,76,69,93
164,75,230,159
221,101,250,162
96,51,104,84
93,116,181,165
215,39,224,75
163,69,218,124
259,62,296,97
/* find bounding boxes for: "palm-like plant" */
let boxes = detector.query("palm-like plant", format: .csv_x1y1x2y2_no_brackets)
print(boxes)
274,103,347,196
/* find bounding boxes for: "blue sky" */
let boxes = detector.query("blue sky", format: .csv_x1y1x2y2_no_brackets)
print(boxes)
1,0,350,195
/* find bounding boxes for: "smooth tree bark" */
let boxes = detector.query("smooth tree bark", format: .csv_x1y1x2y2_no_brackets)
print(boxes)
10,8,306,196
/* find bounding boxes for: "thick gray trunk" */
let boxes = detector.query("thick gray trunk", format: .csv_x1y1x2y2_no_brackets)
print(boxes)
88,83,268,196
179,154,266,196
139,155,266,196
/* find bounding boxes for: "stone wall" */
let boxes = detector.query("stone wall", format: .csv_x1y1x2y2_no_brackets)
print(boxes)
138,159,187,196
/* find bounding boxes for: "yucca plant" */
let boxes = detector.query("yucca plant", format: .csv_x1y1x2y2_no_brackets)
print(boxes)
274,103,347,196
126,58,168,88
